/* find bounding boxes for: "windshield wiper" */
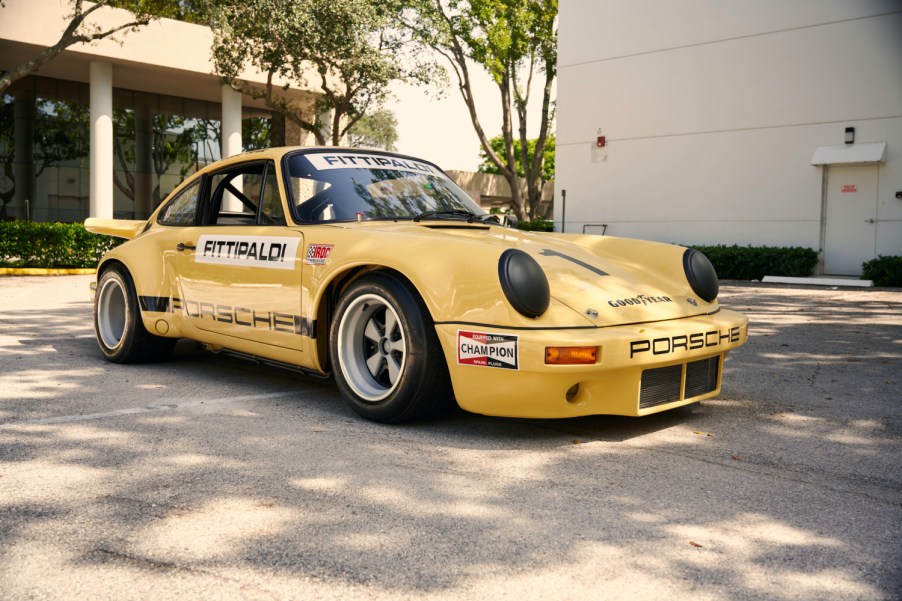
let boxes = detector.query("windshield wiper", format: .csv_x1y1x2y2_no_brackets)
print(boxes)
413,209,475,222
469,213,501,224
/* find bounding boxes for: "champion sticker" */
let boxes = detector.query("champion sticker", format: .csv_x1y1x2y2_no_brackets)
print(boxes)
196,235,300,270
307,153,438,175
305,243,334,265
458,330,519,370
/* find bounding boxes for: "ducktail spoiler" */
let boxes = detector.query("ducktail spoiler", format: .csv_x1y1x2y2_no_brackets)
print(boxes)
84,218,146,240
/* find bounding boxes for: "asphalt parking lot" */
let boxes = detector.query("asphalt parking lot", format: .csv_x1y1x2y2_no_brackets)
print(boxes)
1,275,900,600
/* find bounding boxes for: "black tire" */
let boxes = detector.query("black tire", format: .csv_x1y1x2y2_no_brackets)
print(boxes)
329,272,454,423
94,265,176,363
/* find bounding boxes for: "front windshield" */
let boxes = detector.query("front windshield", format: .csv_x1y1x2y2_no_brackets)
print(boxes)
284,150,486,222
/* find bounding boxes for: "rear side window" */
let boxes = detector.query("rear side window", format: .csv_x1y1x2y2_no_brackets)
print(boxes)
203,161,285,226
158,180,201,226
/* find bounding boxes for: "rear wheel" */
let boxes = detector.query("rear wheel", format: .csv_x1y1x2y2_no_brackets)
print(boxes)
94,265,175,363
330,272,453,423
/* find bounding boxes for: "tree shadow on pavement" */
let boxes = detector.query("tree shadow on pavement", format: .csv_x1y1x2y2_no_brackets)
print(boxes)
1,285,900,600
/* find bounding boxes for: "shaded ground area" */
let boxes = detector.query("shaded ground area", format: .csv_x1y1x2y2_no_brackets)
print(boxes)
0,276,900,600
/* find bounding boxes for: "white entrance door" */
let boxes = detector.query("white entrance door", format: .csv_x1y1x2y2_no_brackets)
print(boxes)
824,165,878,276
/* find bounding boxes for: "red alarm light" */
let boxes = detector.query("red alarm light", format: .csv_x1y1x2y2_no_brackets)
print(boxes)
596,136,606,148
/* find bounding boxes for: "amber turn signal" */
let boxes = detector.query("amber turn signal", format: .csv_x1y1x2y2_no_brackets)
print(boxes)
545,346,598,365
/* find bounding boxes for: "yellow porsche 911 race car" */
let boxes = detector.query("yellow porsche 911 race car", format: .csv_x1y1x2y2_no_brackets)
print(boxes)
86,147,748,423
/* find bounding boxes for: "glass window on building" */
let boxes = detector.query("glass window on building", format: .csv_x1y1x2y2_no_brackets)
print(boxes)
0,76,273,224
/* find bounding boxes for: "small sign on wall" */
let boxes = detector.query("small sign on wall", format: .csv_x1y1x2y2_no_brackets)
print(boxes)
841,184,858,193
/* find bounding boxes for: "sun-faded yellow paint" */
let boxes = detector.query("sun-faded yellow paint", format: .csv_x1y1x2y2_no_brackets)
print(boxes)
86,146,748,418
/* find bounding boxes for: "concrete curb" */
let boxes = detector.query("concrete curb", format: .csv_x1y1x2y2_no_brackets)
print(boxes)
0,267,96,276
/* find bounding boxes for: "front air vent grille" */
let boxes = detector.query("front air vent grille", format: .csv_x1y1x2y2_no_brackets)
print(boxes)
685,357,720,399
640,356,721,410
640,364,682,409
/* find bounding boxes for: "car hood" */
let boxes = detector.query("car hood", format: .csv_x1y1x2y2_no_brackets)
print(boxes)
341,222,715,327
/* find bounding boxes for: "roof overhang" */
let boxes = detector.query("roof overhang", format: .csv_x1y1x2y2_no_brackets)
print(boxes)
810,142,887,166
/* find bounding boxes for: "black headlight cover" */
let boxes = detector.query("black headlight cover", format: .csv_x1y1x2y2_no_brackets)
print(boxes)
498,249,550,318
683,248,719,302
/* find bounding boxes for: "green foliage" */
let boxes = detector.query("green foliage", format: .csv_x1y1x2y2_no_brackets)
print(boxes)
0,221,121,268
690,245,818,280
242,116,272,151
405,0,557,220
347,108,399,151
116,0,218,24
862,255,902,287
479,135,554,181
517,218,554,232
210,0,434,146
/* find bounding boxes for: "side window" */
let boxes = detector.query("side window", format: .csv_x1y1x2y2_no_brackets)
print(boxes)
158,179,201,226
259,163,286,225
208,165,261,225
204,161,286,226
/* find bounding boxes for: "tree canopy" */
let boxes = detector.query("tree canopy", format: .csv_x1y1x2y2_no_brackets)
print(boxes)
210,0,435,146
478,134,554,182
404,0,557,220
347,108,399,151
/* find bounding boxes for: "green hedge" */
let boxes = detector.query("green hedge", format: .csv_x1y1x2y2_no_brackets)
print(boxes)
862,255,902,287
517,219,555,232
691,244,818,280
0,221,122,268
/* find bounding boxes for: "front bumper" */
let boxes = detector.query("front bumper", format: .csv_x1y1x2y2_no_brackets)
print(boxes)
436,308,749,418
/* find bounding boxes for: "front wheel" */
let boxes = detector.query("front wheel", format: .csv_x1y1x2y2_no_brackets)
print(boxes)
94,265,175,363
330,272,453,423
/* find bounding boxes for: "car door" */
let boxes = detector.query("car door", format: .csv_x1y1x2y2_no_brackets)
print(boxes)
170,160,307,351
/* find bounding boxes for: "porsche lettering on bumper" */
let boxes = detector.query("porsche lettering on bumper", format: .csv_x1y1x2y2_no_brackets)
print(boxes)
629,326,741,358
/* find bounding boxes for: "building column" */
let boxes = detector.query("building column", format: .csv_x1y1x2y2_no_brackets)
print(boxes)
220,85,243,211
134,103,153,217
12,88,35,220
221,85,242,158
90,61,113,218
318,109,333,145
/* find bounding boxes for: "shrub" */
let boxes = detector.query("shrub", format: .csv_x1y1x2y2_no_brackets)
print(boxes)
0,221,121,268
862,255,902,287
517,219,554,232
689,245,818,280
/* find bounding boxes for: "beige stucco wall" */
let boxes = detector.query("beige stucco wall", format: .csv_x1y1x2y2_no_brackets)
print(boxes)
556,0,902,272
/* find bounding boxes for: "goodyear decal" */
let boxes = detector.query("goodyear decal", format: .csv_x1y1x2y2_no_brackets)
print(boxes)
305,243,334,265
307,153,438,175
608,294,673,308
458,330,519,370
196,235,300,270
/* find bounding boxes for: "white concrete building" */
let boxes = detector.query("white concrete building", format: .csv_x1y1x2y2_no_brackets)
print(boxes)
0,0,318,222
556,1,902,275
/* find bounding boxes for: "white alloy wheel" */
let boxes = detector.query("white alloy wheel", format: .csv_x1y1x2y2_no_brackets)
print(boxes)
336,293,407,402
329,272,453,423
96,274,129,351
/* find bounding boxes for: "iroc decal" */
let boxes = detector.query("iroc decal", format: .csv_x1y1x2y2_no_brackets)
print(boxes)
305,243,334,265
458,330,519,370
196,235,300,270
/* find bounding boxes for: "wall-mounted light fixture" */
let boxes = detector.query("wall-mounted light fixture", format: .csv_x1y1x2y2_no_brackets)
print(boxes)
845,127,855,145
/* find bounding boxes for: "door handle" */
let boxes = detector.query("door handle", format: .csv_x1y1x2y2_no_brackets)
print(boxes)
176,242,196,252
